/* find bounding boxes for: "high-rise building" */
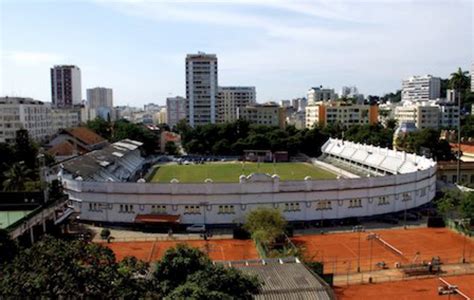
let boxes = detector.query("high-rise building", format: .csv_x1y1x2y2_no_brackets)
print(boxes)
217,86,256,123
0,97,52,143
166,96,187,127
307,86,336,104
185,52,218,126
51,65,82,108
401,75,441,102
86,87,113,109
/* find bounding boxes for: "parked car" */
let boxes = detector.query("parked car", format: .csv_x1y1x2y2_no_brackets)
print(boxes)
186,224,206,233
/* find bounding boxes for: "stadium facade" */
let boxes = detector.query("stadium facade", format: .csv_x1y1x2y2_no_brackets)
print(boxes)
60,139,437,226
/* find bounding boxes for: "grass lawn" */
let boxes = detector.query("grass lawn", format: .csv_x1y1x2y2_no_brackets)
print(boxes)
149,162,336,183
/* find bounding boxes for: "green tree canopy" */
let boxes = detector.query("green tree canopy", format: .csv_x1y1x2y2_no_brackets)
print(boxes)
154,244,260,298
243,207,287,245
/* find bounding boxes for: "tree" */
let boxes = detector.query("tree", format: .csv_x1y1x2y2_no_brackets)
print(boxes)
14,129,38,172
436,190,474,220
0,236,151,298
243,208,287,245
2,162,33,191
449,67,470,91
460,192,474,220
0,229,18,266
165,141,178,155
153,244,260,298
86,118,112,140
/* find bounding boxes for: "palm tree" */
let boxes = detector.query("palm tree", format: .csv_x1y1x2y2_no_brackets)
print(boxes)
449,67,469,91
2,162,32,191
449,67,469,184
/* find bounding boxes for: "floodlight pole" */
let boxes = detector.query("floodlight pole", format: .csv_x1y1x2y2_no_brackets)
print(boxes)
353,225,364,273
367,233,377,282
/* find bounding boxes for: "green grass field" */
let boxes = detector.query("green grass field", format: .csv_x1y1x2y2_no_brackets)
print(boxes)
149,162,336,183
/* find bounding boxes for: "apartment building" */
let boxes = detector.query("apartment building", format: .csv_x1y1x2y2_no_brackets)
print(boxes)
0,97,52,143
394,101,459,130
51,65,82,108
401,75,441,102
166,96,187,127
185,52,218,126
307,86,336,104
86,87,113,109
217,86,256,123
237,102,285,128
51,108,81,132
305,101,378,128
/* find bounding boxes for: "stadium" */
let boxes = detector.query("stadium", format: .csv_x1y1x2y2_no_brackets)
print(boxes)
59,138,437,227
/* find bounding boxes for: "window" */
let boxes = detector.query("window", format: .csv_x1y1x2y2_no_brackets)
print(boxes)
184,205,201,215
284,202,301,212
119,204,134,213
378,197,390,205
402,193,411,202
151,205,166,214
316,200,332,210
349,199,362,208
218,205,235,214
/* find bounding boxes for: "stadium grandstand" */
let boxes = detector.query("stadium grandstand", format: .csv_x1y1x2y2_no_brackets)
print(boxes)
59,139,144,182
319,138,435,177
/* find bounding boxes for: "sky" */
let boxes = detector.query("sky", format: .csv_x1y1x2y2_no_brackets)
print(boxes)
0,0,473,107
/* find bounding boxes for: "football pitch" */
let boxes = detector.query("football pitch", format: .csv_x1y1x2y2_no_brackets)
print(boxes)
149,162,336,183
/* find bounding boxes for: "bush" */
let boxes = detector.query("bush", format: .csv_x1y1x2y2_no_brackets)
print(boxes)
100,228,111,240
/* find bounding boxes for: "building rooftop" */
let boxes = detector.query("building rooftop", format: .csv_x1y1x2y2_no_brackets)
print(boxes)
226,258,334,300
63,127,107,146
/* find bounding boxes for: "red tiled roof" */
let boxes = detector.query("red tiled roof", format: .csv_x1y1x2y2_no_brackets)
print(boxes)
135,214,180,223
64,127,106,146
450,143,474,155
47,141,75,156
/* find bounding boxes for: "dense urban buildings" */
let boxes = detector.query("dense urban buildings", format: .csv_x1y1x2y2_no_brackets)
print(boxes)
305,101,378,128
50,65,82,108
86,87,113,109
166,96,186,127
185,52,218,127
217,86,256,123
0,97,52,143
401,75,441,102
394,100,459,130
237,102,285,128
307,86,336,104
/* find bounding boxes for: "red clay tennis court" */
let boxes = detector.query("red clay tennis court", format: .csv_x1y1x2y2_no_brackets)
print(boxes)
335,274,474,300
291,228,474,274
103,239,259,262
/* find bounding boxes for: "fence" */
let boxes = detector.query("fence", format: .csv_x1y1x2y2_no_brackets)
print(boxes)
334,265,474,286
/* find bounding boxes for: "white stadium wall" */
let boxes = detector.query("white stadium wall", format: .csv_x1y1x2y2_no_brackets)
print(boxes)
63,154,437,225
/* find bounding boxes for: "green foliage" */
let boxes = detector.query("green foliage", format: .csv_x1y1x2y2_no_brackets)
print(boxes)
164,141,178,155
397,128,455,161
86,118,112,140
176,120,329,157
14,129,38,171
2,162,34,191
305,261,324,275
154,244,261,298
0,236,151,298
244,208,287,245
0,229,18,266
461,115,474,139
100,228,111,240
344,123,394,148
382,90,401,102
436,190,474,220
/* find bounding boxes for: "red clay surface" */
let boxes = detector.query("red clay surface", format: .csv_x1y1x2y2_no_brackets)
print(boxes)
335,274,474,300
291,228,474,274
103,239,259,262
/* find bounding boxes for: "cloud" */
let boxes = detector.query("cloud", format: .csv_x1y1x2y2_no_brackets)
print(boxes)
3,51,66,65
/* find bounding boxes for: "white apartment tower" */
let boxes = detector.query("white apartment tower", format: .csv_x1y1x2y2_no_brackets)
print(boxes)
166,96,187,128
86,87,113,109
0,97,52,143
185,52,218,126
401,75,441,102
307,86,336,104
217,86,256,123
51,65,82,108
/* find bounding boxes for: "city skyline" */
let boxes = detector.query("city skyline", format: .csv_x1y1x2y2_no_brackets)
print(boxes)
1,0,472,107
